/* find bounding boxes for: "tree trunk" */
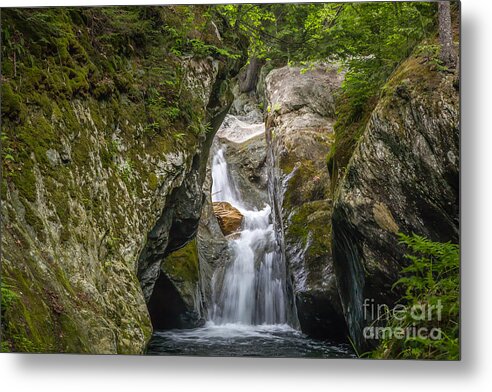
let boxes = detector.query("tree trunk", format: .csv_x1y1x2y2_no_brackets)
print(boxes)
438,1,456,68
238,57,262,93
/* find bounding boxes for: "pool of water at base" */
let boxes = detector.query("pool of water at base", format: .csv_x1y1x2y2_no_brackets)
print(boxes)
146,322,355,358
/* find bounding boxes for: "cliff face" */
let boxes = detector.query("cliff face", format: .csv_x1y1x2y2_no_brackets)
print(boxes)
1,7,242,353
264,65,347,339
331,55,460,351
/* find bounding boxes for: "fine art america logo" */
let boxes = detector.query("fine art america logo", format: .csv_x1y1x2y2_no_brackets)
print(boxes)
363,298,443,340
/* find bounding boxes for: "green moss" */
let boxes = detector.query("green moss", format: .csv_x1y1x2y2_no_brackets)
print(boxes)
66,65,90,95
162,239,199,284
47,181,71,223
1,83,26,121
1,178,8,199
22,65,46,92
286,200,331,249
60,227,71,242
100,147,114,169
283,159,328,212
285,200,332,285
93,78,116,100
148,173,158,191
12,166,37,202
33,92,55,117
1,270,57,353
71,129,92,166
22,200,46,242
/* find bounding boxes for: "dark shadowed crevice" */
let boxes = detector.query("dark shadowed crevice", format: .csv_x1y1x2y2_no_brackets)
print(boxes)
147,273,192,329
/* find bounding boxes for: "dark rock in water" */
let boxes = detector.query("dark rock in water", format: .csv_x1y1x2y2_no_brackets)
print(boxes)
265,64,347,340
331,56,460,351
212,201,244,236
295,289,347,341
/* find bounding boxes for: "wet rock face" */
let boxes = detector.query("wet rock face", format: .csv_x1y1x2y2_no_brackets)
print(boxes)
219,133,268,209
265,65,347,340
212,202,244,236
196,160,231,315
137,152,205,302
332,57,460,351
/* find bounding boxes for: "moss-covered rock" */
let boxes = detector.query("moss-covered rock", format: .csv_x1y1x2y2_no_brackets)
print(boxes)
1,6,243,353
331,46,460,352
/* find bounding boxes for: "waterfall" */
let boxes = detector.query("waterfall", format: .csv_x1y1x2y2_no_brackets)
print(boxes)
210,146,289,325
211,149,243,208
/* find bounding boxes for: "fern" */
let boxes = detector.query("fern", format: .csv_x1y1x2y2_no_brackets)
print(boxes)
368,233,460,360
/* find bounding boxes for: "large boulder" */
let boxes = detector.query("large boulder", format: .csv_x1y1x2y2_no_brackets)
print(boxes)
212,202,244,236
264,64,347,340
331,55,460,351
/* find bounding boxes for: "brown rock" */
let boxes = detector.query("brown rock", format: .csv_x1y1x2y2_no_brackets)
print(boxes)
212,202,243,236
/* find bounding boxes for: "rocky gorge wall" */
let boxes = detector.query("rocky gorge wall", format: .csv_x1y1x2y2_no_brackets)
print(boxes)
331,53,460,351
261,52,458,347
1,7,244,353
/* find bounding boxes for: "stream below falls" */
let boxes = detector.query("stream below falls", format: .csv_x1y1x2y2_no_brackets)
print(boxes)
147,115,354,358
147,322,353,357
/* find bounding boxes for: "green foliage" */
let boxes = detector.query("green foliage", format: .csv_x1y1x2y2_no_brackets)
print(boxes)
368,233,460,360
216,3,438,193
326,3,435,113
172,132,186,143
415,43,450,72
216,4,319,62
217,3,435,81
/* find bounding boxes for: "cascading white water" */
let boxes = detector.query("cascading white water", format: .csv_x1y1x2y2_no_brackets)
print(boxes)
210,147,288,325
211,149,243,208
147,119,354,358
